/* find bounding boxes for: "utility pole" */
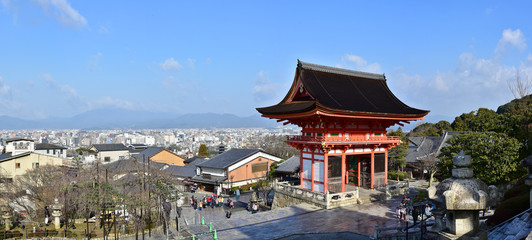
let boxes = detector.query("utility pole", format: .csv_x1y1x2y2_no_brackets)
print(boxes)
148,157,151,238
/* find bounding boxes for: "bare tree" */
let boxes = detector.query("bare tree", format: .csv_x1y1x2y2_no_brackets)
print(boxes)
507,71,531,99
2,165,68,221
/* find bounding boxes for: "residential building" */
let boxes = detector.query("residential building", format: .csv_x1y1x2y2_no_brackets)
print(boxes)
0,152,66,182
4,138,35,156
34,143,67,158
135,147,185,166
88,144,129,163
192,148,282,192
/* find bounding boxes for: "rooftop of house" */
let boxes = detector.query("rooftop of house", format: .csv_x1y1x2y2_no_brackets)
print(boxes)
488,208,532,239
5,138,34,143
35,143,67,150
196,148,263,169
184,155,208,164
276,155,300,174
90,144,128,152
165,157,209,179
406,131,461,163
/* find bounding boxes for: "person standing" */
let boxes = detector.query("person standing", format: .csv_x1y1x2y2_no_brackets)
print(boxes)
236,189,240,202
44,206,50,226
412,206,418,225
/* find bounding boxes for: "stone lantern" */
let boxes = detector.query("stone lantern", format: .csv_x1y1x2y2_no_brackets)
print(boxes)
428,151,488,239
51,198,63,230
0,205,11,230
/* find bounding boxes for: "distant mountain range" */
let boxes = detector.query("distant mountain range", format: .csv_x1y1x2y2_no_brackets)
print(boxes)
0,109,278,130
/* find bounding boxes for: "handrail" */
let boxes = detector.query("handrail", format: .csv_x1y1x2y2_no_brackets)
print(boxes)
286,135,400,143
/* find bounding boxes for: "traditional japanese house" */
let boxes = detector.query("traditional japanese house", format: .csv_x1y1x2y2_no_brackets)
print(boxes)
257,60,429,193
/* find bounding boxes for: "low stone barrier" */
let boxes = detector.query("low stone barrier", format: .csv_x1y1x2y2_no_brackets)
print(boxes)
273,182,359,209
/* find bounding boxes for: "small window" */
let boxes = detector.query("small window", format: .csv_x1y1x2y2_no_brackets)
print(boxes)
305,132,312,136
104,157,111,162
119,156,125,160
47,149,50,154
317,133,323,137
330,133,339,137
375,133,382,136
15,163,21,169
53,149,56,154
32,162,39,169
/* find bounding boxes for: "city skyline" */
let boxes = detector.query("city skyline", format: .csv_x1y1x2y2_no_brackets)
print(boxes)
1,1,531,123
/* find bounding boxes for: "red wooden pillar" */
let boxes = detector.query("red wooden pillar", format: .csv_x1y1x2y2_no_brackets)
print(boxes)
384,149,388,185
341,150,346,192
370,150,375,189
300,150,304,189
357,157,361,187
311,158,315,191
324,152,329,193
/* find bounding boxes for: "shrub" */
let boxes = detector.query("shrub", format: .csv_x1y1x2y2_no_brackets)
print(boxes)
388,170,409,181
487,182,530,226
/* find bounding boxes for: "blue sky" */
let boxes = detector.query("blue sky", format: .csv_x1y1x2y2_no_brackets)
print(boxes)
1,1,532,123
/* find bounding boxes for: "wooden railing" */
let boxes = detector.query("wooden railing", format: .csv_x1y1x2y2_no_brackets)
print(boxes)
286,135,400,144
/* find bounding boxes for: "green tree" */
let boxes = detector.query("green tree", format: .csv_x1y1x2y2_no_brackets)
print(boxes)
451,108,505,133
388,128,408,171
198,144,209,156
438,132,525,185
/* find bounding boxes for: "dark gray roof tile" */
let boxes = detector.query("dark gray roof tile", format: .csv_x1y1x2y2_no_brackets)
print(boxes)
196,149,261,169
91,144,128,152
35,143,67,150
276,155,300,173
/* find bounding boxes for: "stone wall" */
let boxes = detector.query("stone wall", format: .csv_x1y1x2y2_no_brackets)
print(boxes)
272,182,359,209
271,191,308,209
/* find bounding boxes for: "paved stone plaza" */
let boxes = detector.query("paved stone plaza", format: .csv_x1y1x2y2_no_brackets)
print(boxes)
180,195,410,239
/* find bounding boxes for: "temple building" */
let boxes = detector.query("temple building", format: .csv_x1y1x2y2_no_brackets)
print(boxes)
257,60,429,193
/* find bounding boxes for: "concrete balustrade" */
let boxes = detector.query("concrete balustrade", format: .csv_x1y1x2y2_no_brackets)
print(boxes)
273,181,359,209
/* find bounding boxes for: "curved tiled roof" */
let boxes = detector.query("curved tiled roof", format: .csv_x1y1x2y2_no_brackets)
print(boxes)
257,60,429,119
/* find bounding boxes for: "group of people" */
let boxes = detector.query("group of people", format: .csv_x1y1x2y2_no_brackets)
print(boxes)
396,195,434,224
247,201,259,214
190,193,226,211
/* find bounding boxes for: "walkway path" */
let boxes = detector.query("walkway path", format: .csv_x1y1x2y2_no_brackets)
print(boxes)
184,197,411,240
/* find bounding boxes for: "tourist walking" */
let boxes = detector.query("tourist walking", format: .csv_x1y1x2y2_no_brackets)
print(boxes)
226,210,232,219
44,206,50,226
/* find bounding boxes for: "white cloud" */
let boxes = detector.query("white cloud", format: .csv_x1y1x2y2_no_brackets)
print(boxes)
496,28,527,53
160,57,182,71
41,73,82,101
341,54,382,73
0,76,12,96
91,97,134,110
252,71,281,102
35,0,87,28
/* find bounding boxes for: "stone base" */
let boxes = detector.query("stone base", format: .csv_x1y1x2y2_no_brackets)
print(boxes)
272,191,313,209
437,230,487,240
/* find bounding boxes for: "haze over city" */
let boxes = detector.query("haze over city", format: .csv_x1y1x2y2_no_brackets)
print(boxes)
0,1,531,124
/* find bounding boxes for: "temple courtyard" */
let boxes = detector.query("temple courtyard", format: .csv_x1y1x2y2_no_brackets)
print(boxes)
153,180,442,240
